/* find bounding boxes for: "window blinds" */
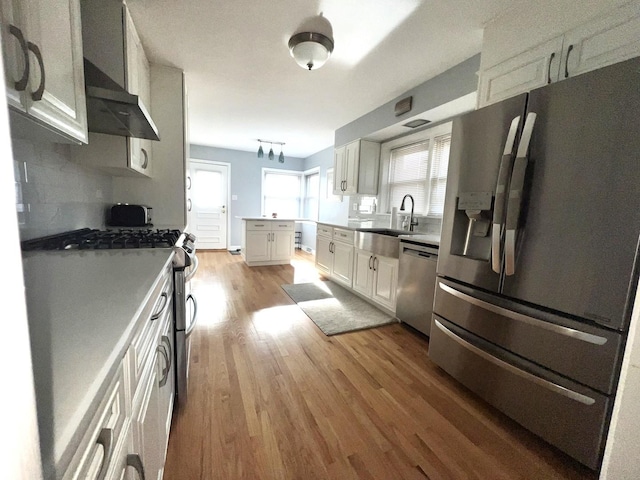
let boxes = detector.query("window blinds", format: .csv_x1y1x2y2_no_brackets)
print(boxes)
427,134,451,216
388,141,430,215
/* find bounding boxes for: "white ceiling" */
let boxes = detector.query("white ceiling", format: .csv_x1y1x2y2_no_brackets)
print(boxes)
127,0,520,159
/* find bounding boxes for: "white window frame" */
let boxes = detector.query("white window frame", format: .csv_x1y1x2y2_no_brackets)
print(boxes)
379,121,452,217
303,167,320,221
261,168,304,218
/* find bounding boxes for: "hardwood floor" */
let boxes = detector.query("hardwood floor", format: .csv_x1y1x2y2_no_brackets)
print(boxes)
164,250,596,479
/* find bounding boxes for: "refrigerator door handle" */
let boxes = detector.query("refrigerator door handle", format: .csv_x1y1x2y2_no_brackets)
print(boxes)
491,116,521,273
505,112,537,275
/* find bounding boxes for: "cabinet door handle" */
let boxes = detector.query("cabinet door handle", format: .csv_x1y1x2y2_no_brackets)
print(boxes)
368,255,373,270
127,454,146,480
186,175,191,190
564,44,574,78
8,25,29,91
96,428,114,480
547,52,555,84
151,292,169,321
373,257,378,272
26,41,45,101
162,334,173,375
157,343,170,387
140,148,149,169
187,198,192,212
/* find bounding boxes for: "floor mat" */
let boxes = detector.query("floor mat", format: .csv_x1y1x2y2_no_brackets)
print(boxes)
281,280,397,335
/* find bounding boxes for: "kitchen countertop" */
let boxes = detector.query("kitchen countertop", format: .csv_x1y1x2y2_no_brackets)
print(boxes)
240,217,311,222
21,249,174,477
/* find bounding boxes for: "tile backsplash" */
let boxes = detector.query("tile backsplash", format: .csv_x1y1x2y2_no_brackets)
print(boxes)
13,138,113,240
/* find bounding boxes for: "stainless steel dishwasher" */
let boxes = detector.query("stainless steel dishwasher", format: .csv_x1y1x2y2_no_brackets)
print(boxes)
396,240,438,336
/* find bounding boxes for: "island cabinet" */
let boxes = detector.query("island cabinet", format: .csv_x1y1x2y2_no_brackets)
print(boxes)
477,2,640,108
241,219,296,266
1,0,88,143
333,139,380,196
315,225,354,288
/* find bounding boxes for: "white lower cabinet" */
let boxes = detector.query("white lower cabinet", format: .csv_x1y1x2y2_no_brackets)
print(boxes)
63,263,175,480
353,248,398,311
241,219,295,266
315,226,354,288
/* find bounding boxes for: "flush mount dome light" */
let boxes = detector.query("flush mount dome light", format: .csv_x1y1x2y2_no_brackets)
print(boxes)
288,32,334,71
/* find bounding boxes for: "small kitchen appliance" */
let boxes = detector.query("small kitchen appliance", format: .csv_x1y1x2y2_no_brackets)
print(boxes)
109,203,153,227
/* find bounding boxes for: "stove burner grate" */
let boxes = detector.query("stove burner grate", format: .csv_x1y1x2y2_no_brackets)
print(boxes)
21,228,182,251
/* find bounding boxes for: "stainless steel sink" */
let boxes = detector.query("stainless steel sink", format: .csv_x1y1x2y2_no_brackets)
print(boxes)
355,228,420,258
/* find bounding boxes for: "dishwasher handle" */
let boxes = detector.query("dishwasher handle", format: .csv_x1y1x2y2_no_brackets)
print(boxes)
401,245,438,259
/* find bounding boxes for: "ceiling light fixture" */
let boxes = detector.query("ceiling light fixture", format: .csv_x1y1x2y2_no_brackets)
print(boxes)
288,32,334,71
257,139,285,162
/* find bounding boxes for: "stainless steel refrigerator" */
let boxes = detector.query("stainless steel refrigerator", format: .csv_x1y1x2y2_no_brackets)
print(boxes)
430,57,640,470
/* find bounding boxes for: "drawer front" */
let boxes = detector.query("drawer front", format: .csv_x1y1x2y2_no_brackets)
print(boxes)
434,278,623,394
64,364,128,479
246,220,272,230
271,221,294,231
317,224,332,237
333,228,354,244
429,315,610,470
129,265,173,396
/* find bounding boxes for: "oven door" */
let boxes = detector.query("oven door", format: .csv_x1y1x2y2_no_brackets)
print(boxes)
175,254,198,408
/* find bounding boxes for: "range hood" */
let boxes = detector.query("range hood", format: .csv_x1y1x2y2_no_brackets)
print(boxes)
84,58,160,141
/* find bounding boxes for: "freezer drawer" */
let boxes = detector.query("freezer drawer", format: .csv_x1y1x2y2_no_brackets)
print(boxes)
434,278,623,394
429,315,611,470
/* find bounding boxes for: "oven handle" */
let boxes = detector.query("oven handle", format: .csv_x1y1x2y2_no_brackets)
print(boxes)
185,294,198,337
185,254,199,282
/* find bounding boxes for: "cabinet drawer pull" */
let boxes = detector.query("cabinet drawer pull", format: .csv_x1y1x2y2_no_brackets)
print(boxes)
547,52,555,84
27,41,45,101
151,292,169,321
8,25,29,91
127,454,146,480
96,428,114,480
564,44,574,78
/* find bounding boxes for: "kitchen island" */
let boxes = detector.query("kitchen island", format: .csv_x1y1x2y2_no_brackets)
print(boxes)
240,217,299,266
21,249,174,479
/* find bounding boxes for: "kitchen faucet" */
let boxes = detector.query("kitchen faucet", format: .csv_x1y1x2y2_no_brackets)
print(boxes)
400,194,418,231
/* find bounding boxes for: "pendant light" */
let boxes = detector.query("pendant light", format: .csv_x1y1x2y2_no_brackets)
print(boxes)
278,146,285,163
257,139,285,162
257,140,264,158
268,143,274,160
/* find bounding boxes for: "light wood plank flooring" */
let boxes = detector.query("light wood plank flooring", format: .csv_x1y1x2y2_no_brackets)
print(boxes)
164,250,596,479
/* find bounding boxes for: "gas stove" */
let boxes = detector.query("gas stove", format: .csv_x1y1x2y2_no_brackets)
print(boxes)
21,228,183,251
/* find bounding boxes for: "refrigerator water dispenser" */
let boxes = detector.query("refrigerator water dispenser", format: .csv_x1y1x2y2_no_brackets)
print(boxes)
451,192,493,260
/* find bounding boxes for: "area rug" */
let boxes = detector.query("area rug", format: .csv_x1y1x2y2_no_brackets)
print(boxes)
281,280,397,336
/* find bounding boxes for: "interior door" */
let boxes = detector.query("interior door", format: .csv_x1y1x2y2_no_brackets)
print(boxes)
437,93,527,292
189,160,229,249
501,57,640,330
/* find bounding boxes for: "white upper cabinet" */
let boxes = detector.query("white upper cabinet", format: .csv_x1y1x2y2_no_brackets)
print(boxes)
478,1,640,108
1,0,88,143
73,1,153,177
125,8,152,177
332,139,380,196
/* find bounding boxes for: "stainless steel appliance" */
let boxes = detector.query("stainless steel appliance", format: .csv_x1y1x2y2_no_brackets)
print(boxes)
172,233,198,409
21,227,199,410
396,239,438,336
431,57,640,470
